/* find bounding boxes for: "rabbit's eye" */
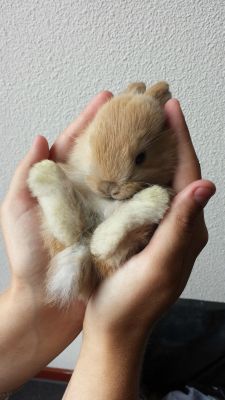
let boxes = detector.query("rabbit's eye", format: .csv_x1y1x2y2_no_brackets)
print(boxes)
135,152,146,165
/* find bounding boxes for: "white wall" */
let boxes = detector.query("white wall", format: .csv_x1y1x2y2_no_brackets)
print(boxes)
0,0,224,369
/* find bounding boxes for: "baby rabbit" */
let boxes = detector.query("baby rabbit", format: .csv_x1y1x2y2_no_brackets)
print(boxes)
28,81,176,306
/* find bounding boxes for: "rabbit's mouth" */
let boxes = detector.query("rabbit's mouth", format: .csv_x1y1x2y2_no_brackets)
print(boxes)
109,181,149,200
86,175,148,200
100,181,147,200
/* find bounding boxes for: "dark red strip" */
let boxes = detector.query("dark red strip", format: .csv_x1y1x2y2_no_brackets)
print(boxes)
36,367,72,382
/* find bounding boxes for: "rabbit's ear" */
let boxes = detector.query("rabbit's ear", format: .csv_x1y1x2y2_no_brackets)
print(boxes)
145,81,171,105
124,82,146,94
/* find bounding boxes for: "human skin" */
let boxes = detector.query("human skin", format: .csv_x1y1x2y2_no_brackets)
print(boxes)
0,94,215,397
63,100,216,400
0,91,112,392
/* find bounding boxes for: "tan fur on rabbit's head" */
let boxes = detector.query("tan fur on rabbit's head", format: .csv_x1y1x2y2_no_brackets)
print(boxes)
72,82,177,200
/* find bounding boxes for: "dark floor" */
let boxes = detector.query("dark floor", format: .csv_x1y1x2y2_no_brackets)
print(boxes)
11,380,67,400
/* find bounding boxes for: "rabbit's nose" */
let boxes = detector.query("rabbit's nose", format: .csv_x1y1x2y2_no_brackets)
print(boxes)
98,181,119,197
110,184,120,198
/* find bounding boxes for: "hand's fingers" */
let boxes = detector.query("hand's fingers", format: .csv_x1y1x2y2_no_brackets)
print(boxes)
165,99,201,191
7,135,49,202
50,91,113,162
135,180,216,288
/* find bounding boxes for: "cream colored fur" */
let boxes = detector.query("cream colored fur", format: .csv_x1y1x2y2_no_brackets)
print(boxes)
28,81,177,306
91,186,170,259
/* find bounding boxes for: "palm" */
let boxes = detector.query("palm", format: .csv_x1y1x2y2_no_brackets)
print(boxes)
8,205,49,282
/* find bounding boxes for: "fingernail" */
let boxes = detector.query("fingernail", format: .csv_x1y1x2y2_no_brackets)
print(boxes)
194,186,215,206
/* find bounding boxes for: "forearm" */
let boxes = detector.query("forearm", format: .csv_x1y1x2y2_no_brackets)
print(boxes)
63,333,147,400
0,286,37,391
0,281,84,392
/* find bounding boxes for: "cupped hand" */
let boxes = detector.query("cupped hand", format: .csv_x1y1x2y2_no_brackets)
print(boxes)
63,99,216,400
1,91,112,289
83,100,216,343
0,91,112,377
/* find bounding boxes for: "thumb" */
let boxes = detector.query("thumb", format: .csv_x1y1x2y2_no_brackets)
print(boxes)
141,180,216,266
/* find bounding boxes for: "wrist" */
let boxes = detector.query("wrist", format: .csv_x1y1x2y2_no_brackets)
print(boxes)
8,275,85,358
64,330,148,400
0,279,84,392
0,286,40,391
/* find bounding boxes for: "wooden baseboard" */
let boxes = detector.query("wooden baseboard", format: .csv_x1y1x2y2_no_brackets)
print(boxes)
36,367,72,382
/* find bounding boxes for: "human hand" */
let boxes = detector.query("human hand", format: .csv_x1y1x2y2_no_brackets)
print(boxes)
1,91,112,289
64,100,216,400
83,99,215,341
0,91,112,391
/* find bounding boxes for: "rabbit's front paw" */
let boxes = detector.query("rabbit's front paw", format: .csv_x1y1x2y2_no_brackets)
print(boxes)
134,186,172,223
28,160,63,197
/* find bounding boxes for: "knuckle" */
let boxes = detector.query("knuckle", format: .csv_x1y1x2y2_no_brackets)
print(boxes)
175,213,194,235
